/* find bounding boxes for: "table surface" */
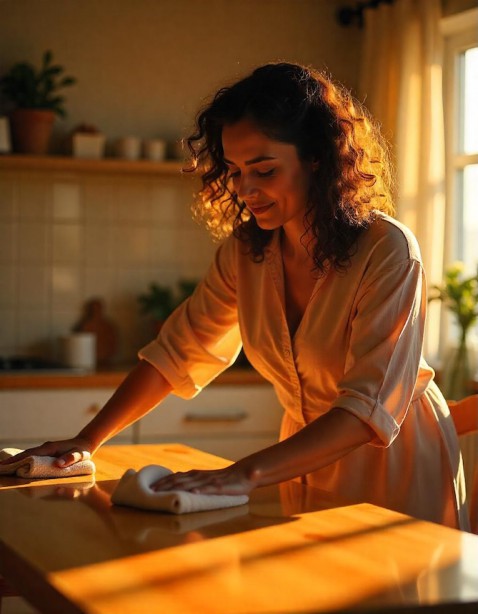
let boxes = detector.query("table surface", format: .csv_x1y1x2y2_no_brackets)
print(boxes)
1,444,478,614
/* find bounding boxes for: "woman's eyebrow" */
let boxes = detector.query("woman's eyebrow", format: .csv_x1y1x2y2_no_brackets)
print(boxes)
224,155,277,166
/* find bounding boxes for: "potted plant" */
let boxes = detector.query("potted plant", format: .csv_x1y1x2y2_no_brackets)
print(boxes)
138,280,198,333
429,262,478,399
0,50,76,155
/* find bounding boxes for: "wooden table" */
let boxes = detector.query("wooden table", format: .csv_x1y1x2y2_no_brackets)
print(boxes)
1,444,478,614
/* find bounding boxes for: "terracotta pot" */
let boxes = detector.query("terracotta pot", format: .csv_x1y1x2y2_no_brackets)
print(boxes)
9,109,55,155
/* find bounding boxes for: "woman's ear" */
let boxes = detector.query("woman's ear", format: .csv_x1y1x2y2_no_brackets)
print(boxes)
311,160,319,171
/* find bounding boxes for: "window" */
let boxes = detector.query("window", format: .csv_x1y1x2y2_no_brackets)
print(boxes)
455,46,478,270
442,9,478,345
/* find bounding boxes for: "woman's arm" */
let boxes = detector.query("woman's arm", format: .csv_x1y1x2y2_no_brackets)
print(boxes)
151,407,375,495
0,360,172,467
78,359,172,451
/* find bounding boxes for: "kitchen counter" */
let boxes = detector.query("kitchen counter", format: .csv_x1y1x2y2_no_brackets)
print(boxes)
2,364,475,392
0,369,282,460
1,443,478,613
0,366,267,390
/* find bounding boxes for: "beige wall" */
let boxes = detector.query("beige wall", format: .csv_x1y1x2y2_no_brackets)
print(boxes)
0,169,212,363
0,0,363,362
0,0,361,152
1,0,474,362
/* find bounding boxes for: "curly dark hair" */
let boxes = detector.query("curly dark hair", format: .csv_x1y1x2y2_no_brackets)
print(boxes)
186,62,394,275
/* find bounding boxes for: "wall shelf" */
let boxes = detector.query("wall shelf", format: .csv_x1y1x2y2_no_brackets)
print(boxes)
0,154,188,176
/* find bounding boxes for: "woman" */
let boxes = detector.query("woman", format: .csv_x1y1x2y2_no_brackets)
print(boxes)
2,63,468,530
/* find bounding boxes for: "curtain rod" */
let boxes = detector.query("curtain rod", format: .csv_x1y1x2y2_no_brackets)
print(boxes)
336,0,395,28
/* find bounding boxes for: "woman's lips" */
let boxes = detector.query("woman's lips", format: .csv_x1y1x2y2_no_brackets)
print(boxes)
248,202,274,215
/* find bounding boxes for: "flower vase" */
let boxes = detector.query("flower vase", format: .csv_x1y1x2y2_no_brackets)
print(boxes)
442,334,473,401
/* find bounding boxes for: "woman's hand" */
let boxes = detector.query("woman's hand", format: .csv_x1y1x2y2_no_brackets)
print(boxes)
151,462,257,496
150,408,374,496
0,437,95,468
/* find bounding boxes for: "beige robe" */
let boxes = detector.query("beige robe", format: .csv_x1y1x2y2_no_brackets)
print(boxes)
140,213,469,530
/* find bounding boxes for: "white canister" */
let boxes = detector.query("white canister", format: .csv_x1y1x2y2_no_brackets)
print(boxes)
143,138,166,161
72,133,106,159
0,116,11,153
115,136,141,160
62,332,96,370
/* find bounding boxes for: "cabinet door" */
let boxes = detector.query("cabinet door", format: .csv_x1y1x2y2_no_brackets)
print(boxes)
0,390,134,448
137,385,283,460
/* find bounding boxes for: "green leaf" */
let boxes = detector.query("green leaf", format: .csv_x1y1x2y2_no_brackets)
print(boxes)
44,65,63,77
1,50,76,116
42,50,53,68
59,76,76,87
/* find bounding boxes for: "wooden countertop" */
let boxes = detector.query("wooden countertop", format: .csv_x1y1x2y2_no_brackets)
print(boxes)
3,366,472,393
1,444,478,614
0,366,267,390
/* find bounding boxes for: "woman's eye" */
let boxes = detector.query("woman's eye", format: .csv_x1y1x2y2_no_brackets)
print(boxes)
229,170,240,180
256,168,275,178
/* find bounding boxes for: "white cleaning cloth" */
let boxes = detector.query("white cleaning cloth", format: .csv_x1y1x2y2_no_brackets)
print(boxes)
111,465,249,514
0,447,95,479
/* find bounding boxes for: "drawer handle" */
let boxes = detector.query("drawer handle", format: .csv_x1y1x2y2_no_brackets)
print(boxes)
183,410,248,423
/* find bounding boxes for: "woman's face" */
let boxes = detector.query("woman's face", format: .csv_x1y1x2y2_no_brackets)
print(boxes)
222,118,314,234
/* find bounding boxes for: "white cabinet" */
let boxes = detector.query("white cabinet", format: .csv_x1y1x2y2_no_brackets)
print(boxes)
137,385,283,460
0,384,283,460
0,389,134,450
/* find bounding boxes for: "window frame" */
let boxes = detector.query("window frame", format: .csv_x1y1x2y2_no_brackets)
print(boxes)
440,8,478,350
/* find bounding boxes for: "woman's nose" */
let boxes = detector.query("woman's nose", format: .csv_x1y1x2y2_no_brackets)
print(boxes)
236,176,259,200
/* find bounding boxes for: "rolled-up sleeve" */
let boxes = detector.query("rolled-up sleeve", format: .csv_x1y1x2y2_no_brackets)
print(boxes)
139,236,242,398
333,259,426,447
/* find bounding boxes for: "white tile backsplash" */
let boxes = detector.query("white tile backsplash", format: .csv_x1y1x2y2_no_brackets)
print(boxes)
150,227,180,265
0,170,216,362
151,185,181,224
52,182,82,220
117,184,152,222
17,307,49,337
52,224,83,263
18,222,49,264
0,179,16,219
84,224,114,266
18,265,49,308
84,181,118,221
0,222,16,262
84,266,115,299
113,226,151,265
18,180,50,220
0,265,16,307
0,308,17,354
50,265,83,309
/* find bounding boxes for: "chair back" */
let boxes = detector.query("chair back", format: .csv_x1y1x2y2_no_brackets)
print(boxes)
447,394,478,436
447,395,478,533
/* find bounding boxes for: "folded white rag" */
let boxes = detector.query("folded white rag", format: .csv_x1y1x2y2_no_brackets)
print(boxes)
0,448,95,479
111,465,249,514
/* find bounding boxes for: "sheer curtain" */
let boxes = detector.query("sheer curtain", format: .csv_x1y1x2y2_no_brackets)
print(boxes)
359,0,445,361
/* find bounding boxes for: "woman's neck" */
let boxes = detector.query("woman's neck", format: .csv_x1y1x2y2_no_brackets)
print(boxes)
280,224,315,266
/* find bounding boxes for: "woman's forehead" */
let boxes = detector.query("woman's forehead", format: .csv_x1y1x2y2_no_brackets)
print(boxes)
222,119,297,164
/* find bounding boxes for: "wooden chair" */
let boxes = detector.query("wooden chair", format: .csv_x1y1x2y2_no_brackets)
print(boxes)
447,394,478,533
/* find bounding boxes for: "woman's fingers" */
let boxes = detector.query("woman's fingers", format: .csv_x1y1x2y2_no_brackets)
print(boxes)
151,470,206,492
150,467,251,496
0,440,93,467
56,449,91,467
0,443,57,464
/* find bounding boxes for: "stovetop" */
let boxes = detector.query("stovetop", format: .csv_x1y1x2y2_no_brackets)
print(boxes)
0,356,74,373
